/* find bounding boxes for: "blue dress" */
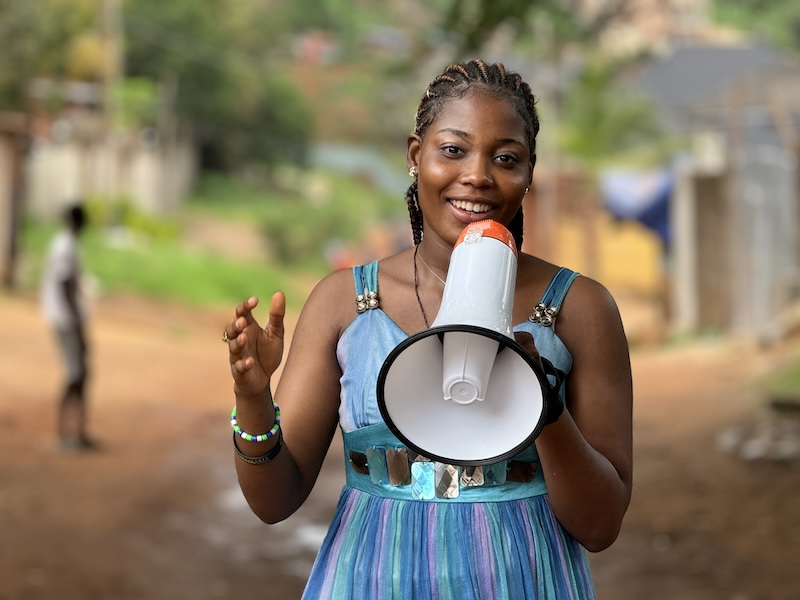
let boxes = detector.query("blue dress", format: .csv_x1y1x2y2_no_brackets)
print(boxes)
302,262,594,599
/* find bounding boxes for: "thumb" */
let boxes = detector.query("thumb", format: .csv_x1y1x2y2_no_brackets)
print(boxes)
266,291,286,338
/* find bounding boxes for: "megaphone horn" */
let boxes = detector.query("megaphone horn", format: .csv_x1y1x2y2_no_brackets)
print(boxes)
377,220,551,466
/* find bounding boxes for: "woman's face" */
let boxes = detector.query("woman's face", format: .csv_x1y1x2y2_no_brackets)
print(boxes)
407,88,533,248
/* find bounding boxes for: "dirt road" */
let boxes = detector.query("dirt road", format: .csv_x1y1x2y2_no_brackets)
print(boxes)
1,291,798,599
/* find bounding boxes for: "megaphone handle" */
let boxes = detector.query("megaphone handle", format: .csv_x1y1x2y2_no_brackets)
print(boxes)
540,357,566,424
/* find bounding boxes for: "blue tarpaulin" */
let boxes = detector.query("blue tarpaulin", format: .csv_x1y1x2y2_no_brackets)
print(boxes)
599,168,673,247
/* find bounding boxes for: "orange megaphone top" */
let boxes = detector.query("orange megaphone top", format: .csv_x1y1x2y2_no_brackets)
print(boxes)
454,220,518,257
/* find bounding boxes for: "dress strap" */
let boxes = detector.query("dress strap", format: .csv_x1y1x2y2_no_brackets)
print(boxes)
528,267,580,328
352,261,380,314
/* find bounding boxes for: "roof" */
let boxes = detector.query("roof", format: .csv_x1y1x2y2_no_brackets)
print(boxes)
632,43,793,118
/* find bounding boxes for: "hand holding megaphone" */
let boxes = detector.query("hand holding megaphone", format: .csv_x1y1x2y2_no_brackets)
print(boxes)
514,330,565,425
377,220,559,466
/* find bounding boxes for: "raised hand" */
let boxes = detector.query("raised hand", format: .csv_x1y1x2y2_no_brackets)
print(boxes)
225,292,286,398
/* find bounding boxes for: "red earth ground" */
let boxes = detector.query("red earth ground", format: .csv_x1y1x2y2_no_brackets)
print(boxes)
1,290,799,600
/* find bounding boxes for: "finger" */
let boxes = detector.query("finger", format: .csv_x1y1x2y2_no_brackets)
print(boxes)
223,319,244,348
231,357,253,375
266,291,286,338
228,331,249,363
235,296,259,324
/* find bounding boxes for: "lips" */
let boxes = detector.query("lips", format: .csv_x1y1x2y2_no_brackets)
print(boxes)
449,198,492,213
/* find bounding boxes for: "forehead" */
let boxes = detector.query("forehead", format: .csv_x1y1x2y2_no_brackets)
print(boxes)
427,88,527,143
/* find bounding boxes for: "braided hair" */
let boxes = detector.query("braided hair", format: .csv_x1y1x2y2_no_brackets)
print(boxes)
406,59,539,250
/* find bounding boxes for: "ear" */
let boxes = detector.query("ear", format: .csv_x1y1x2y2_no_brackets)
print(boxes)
407,133,422,172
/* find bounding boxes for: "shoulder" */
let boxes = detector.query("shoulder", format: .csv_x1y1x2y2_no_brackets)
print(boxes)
300,265,365,339
516,252,614,315
556,273,628,358
304,266,357,311
563,274,620,319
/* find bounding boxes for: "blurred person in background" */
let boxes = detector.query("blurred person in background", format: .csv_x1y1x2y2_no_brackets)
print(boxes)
223,59,632,598
41,202,96,452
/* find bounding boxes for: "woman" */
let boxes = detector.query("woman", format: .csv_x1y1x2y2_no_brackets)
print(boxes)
223,59,633,599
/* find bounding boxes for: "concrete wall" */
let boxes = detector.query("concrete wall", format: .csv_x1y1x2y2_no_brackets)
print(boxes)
24,133,196,219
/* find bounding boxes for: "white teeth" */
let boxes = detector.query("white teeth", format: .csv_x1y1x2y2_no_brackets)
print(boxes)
451,199,490,213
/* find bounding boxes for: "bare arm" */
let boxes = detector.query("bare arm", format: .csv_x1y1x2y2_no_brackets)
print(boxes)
225,274,347,524
62,276,86,349
532,277,633,552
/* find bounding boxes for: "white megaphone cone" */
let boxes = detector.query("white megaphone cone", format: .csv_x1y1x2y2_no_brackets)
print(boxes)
377,220,550,466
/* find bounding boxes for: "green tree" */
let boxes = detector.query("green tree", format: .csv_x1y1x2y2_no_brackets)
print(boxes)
435,0,632,60
0,0,96,109
124,0,313,171
558,59,664,170
713,0,800,51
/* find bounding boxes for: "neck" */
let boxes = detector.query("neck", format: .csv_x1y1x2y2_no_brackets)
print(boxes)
416,241,450,283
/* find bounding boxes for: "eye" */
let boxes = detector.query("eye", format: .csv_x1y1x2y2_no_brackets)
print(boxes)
441,144,463,156
495,153,519,165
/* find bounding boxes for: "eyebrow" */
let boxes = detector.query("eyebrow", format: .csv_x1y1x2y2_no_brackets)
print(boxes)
436,127,526,147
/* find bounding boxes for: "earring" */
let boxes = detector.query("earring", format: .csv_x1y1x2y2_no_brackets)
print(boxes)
408,166,418,178
524,186,530,195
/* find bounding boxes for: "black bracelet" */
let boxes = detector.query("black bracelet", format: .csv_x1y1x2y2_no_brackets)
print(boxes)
233,429,283,464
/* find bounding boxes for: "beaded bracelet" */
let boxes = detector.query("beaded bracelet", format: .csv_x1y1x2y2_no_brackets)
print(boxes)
230,400,281,442
233,430,283,464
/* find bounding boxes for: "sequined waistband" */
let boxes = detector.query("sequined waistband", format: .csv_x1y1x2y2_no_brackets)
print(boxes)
342,423,547,503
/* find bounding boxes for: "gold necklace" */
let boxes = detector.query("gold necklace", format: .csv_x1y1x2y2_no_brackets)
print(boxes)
416,249,446,286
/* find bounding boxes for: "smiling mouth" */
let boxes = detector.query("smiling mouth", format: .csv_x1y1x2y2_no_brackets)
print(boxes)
449,199,491,213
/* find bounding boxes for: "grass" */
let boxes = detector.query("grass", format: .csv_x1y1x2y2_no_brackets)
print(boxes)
19,221,310,310
17,166,407,311
765,356,800,401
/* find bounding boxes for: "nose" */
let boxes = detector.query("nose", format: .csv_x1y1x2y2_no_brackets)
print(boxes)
459,155,493,187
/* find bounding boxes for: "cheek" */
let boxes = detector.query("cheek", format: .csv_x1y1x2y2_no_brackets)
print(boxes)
423,160,455,184
502,173,530,198
417,167,453,203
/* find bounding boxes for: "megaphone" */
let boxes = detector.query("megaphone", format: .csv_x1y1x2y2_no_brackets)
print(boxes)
377,220,550,466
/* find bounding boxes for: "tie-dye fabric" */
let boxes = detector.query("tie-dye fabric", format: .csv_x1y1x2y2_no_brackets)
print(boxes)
301,264,593,599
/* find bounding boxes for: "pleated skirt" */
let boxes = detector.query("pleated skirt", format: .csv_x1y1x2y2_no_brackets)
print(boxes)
302,486,595,600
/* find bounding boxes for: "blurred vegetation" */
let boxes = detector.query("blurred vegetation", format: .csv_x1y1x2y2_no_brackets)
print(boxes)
0,0,674,175
557,59,674,171
6,0,793,314
18,167,407,309
762,354,800,400
21,219,305,309
124,0,315,171
188,168,403,266
713,0,800,51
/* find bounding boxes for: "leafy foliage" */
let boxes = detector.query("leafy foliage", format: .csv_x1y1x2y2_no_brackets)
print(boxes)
0,0,95,108
436,0,631,60
558,60,664,169
124,0,313,171
713,0,800,50
189,169,404,266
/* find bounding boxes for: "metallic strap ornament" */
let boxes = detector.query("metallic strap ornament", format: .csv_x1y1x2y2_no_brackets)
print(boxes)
355,290,379,314
528,302,558,327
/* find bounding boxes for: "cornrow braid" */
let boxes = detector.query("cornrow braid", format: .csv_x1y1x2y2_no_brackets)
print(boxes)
405,180,423,246
406,59,539,250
